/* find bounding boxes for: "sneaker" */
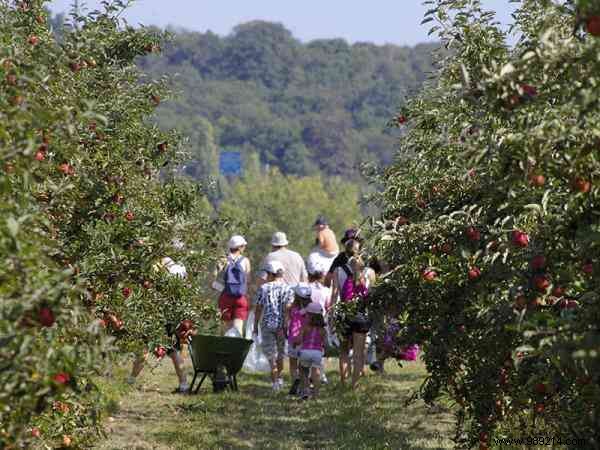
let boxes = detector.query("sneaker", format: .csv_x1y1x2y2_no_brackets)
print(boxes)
289,378,300,395
370,361,383,372
173,384,189,394
321,373,329,384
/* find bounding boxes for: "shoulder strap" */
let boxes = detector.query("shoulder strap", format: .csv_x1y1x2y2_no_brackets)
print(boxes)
341,263,353,278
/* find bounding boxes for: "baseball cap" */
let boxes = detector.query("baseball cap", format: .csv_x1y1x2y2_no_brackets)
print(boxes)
271,231,289,247
264,260,285,275
228,235,247,249
305,302,323,315
313,215,328,226
294,283,312,299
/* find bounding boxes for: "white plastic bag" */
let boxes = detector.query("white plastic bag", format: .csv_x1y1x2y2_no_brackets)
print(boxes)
224,327,242,338
243,310,270,373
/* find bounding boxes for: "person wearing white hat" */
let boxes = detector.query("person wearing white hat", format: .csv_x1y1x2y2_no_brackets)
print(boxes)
257,232,308,287
215,235,251,336
253,260,295,391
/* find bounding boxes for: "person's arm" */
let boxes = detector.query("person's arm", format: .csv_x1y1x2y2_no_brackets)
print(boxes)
330,269,340,305
320,328,327,349
316,230,326,250
300,257,308,283
253,304,263,334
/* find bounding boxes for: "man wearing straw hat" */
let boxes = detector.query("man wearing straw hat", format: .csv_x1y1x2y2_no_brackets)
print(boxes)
257,231,308,287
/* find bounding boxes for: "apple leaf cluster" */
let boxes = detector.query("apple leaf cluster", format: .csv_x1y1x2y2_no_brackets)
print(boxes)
368,0,600,447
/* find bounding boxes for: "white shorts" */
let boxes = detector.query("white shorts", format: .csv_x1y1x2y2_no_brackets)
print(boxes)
299,349,323,369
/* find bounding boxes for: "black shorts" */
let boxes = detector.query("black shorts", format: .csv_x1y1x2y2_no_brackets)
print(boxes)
342,313,371,336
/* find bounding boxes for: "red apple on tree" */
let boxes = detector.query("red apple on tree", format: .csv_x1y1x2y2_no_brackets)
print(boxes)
52,372,71,385
582,261,593,275
34,150,45,161
586,16,600,36
27,35,39,45
530,255,546,270
38,307,55,327
572,177,591,193
30,428,41,438
468,267,481,280
122,287,132,298
533,275,550,292
534,383,547,394
529,174,545,187
534,402,545,414
466,226,481,242
125,211,134,221
154,346,167,359
511,230,529,248
421,269,438,282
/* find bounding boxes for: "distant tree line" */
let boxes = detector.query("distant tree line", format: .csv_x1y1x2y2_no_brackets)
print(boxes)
138,21,438,184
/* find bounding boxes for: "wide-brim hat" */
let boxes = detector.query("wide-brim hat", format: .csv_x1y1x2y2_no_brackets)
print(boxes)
271,231,289,247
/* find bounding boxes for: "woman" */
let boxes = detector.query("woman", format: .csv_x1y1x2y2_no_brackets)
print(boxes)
331,239,376,389
215,235,251,336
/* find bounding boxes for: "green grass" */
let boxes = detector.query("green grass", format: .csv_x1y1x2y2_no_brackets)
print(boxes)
96,355,454,450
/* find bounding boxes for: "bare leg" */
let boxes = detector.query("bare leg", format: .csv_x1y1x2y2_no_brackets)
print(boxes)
269,359,278,384
311,367,321,397
130,350,149,378
232,318,244,336
276,357,284,380
339,340,351,385
170,352,188,387
300,365,310,396
352,332,367,389
289,357,298,381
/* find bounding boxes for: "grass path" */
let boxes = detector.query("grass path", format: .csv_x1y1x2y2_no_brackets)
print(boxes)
96,355,454,450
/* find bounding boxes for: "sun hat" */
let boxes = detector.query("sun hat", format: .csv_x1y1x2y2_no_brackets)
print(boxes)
271,231,289,247
306,259,326,275
228,235,247,249
305,302,323,315
264,260,285,275
341,228,361,244
313,215,328,227
294,283,312,299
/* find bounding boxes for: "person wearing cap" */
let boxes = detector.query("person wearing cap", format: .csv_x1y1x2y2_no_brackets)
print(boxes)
253,260,295,391
324,228,362,288
286,283,312,396
257,232,308,287
296,302,327,399
216,235,251,336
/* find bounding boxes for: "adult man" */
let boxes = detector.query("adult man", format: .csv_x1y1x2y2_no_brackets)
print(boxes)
257,232,307,286
307,216,339,273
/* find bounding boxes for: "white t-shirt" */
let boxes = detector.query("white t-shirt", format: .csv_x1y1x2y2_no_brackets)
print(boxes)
162,257,187,279
310,282,332,310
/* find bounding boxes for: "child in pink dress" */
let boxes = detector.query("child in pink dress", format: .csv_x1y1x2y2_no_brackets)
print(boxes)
287,284,311,395
297,302,327,399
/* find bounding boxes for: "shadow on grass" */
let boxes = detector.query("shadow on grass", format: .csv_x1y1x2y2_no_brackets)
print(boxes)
149,369,452,450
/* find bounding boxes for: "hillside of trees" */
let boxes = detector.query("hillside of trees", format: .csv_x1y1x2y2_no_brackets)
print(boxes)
138,22,438,182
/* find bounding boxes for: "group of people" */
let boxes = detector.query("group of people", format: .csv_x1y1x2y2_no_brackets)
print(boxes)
127,217,382,398
215,217,379,398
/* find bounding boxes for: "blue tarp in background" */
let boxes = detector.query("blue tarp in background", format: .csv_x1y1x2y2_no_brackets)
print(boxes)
219,151,242,176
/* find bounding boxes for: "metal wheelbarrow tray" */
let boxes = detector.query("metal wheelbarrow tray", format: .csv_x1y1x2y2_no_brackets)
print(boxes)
187,334,253,394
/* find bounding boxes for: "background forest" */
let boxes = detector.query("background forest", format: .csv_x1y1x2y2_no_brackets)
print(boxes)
50,13,437,257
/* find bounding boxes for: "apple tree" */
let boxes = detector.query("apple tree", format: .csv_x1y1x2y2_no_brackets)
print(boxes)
1,1,223,447
368,0,599,447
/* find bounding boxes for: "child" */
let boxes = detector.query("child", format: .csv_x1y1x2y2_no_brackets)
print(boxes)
253,260,294,392
287,284,312,395
297,302,327,400
307,260,333,384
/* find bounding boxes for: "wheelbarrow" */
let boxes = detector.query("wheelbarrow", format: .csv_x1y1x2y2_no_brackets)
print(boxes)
187,334,253,394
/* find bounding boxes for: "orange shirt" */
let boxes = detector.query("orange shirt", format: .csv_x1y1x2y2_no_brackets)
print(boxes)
317,228,339,256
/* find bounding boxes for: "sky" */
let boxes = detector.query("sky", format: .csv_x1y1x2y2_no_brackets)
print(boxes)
48,1,517,46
